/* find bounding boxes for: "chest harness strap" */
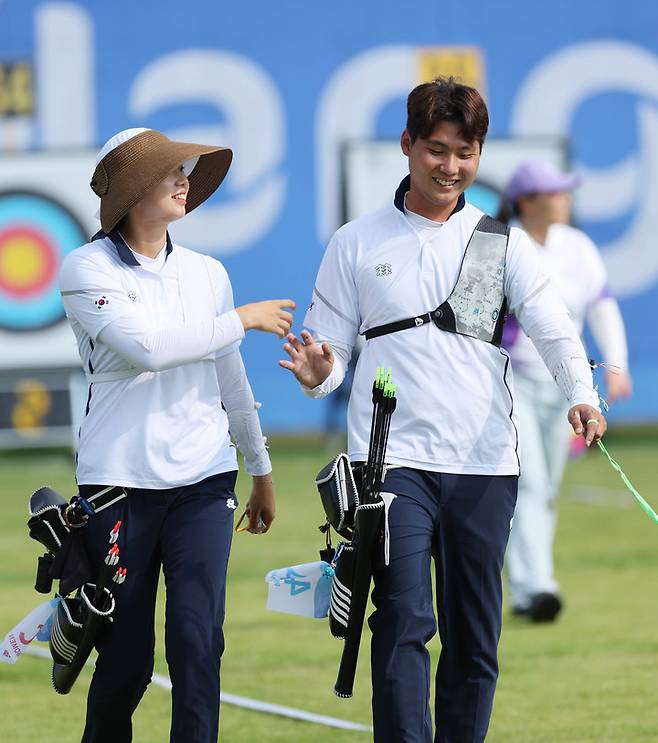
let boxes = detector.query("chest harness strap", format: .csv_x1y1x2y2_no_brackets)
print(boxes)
363,215,510,347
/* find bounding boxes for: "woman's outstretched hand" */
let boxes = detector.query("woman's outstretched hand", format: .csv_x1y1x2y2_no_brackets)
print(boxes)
236,299,295,338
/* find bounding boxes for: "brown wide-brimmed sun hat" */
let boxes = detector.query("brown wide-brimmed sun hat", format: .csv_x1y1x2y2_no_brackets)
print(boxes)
90,128,233,233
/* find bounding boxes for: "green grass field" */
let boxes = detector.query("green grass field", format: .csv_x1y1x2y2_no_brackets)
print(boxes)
1,432,657,742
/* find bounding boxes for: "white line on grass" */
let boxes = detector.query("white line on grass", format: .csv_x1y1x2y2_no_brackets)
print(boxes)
566,484,632,508
24,644,372,732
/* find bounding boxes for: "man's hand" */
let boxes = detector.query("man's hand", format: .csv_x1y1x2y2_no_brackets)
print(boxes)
605,369,632,404
239,475,276,534
568,404,607,447
236,300,296,338
279,330,334,388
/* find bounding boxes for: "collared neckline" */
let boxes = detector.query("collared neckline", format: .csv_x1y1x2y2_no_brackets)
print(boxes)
91,228,173,267
393,174,465,218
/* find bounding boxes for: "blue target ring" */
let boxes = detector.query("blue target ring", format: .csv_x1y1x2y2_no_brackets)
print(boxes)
0,190,87,332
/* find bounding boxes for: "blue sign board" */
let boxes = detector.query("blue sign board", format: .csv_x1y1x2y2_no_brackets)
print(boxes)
1,0,657,429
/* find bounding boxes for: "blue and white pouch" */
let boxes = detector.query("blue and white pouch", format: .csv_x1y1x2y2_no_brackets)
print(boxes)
265,560,334,619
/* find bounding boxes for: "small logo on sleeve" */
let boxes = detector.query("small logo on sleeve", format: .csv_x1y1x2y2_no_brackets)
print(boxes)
127,290,138,303
375,263,392,277
226,497,237,510
94,295,109,309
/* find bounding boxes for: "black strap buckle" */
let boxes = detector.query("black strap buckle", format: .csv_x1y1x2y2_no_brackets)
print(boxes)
364,311,432,340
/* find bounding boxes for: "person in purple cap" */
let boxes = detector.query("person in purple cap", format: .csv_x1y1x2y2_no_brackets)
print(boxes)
498,160,632,622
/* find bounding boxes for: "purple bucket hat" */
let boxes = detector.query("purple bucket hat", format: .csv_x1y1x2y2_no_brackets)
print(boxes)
505,160,582,201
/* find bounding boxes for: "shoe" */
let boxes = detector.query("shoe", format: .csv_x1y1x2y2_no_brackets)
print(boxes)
527,592,562,622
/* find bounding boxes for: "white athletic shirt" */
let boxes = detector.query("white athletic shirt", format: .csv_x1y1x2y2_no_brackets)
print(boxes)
60,232,268,488
502,222,628,381
303,188,599,476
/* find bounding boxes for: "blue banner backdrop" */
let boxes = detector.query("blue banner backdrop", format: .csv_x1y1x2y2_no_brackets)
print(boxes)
1,0,657,430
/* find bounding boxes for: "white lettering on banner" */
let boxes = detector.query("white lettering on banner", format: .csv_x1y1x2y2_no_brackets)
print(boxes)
36,2,95,147
0,6,285,258
129,50,287,257
315,45,415,242
510,40,658,298
0,3,95,150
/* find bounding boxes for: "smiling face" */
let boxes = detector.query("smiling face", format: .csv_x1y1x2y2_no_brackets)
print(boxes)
401,120,481,222
127,164,189,228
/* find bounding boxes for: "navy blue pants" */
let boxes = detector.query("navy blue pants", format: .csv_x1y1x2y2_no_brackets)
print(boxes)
369,468,517,743
78,471,238,743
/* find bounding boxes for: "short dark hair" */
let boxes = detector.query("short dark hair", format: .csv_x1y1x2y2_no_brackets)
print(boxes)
406,77,489,148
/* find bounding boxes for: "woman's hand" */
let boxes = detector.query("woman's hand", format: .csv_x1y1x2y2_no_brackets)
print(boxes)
238,475,276,534
605,369,632,404
236,300,295,338
279,331,334,388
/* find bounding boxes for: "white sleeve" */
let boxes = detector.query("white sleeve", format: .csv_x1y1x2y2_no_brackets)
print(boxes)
61,250,245,372
300,335,352,399
525,316,600,408
303,229,360,347
60,250,133,342
215,350,272,476
579,230,609,307
586,297,629,371
98,313,244,372
505,228,599,409
299,229,359,399
207,256,243,359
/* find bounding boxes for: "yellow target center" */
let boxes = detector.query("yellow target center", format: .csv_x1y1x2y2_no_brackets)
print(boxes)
0,237,45,288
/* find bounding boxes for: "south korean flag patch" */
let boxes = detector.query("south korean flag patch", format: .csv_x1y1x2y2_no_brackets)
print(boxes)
94,295,109,310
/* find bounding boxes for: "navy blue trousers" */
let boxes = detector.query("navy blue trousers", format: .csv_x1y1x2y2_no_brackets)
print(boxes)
78,471,237,743
369,468,517,743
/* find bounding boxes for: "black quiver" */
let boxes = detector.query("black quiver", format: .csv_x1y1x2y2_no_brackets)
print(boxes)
327,542,356,639
27,485,127,694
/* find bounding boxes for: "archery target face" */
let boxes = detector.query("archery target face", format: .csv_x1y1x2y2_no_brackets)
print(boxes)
0,191,86,331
